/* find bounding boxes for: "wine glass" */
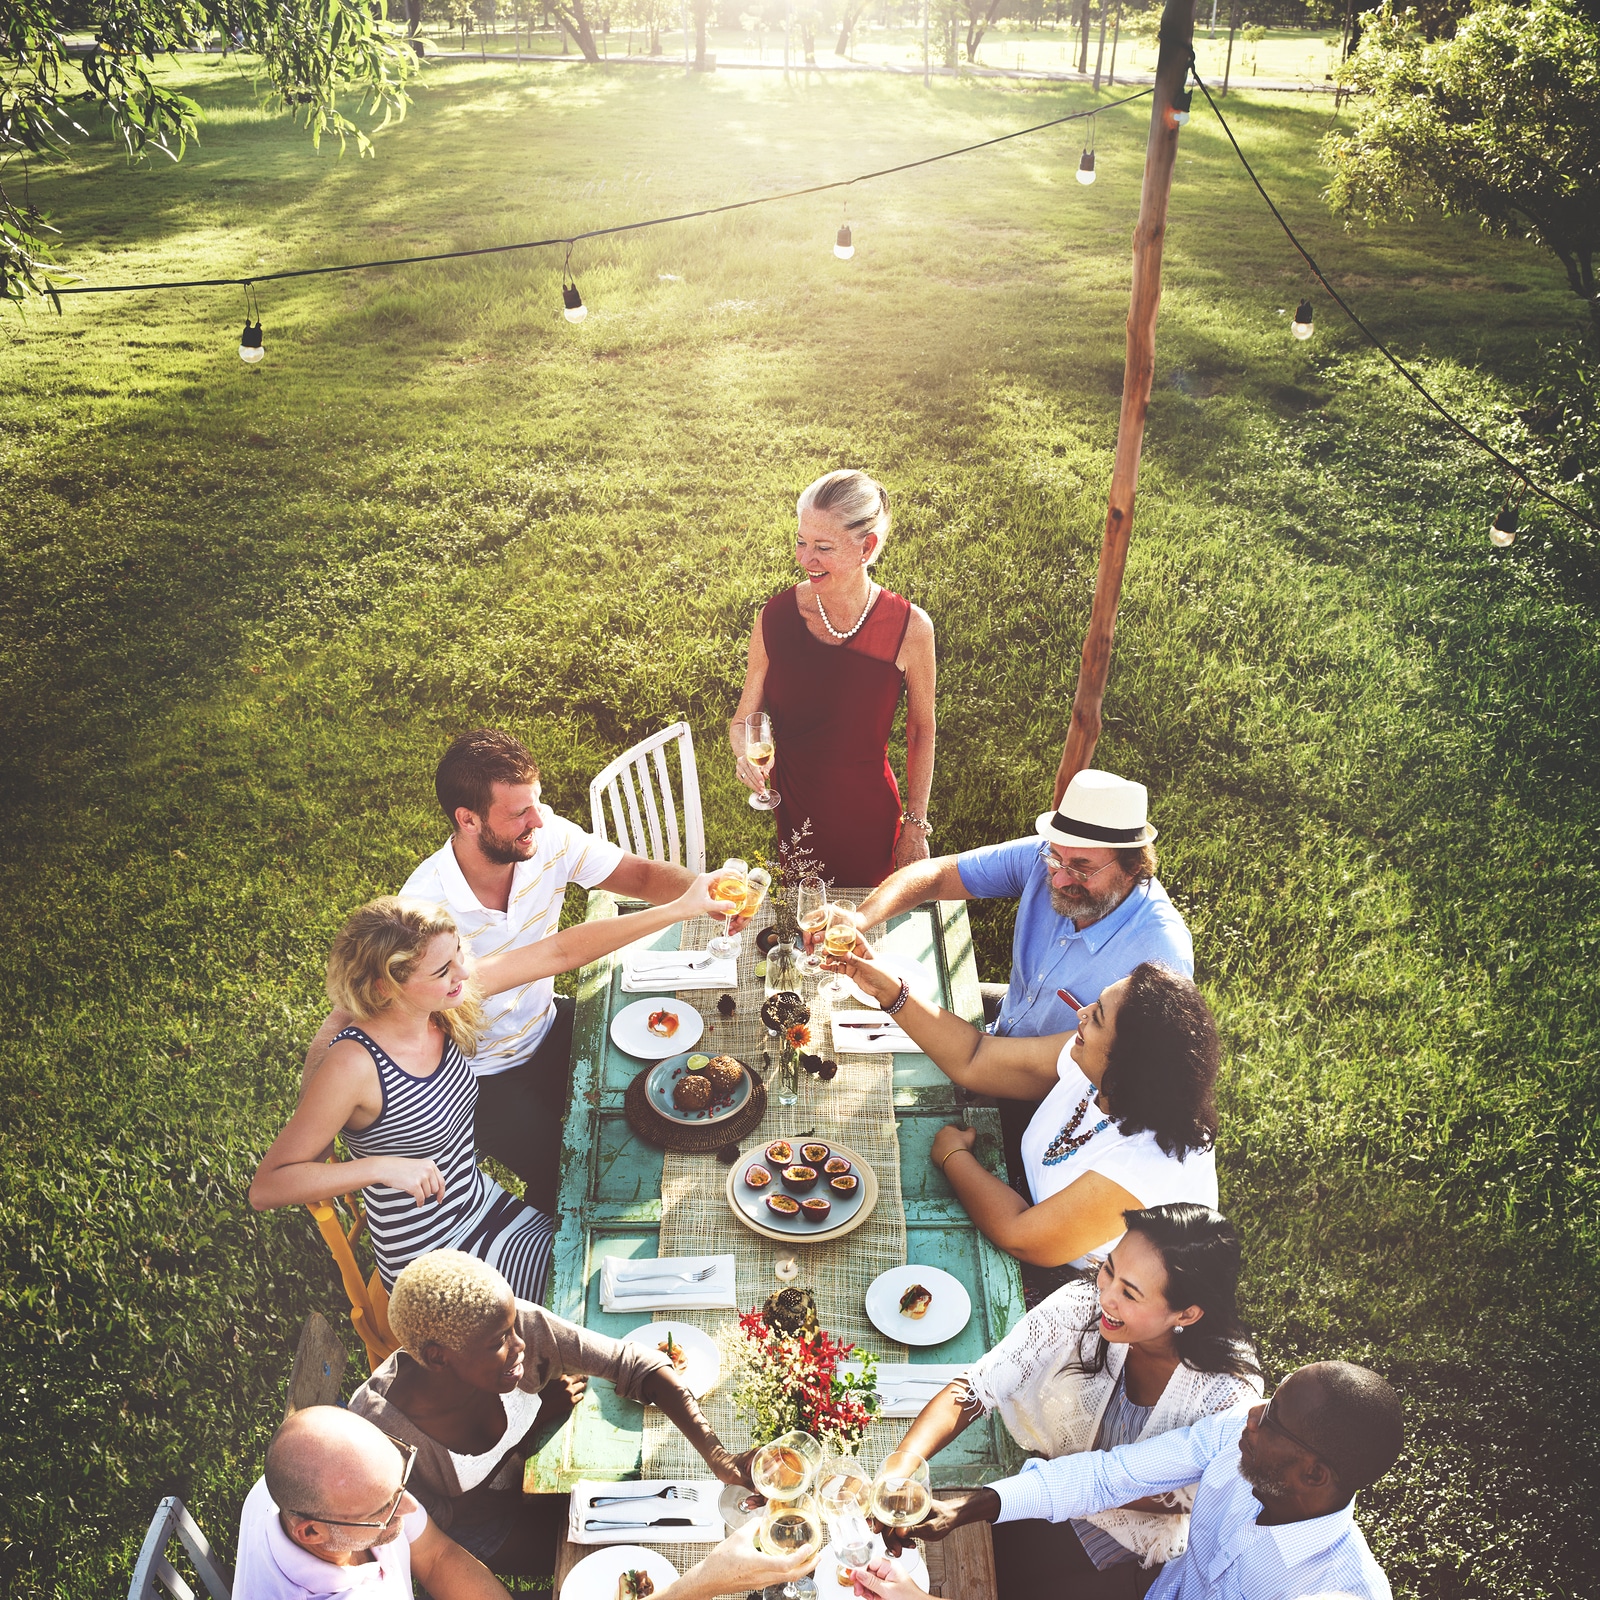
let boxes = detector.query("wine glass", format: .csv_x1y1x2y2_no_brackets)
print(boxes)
819,900,859,997
796,876,827,974
745,711,780,811
870,1451,931,1533
752,1431,823,1501
741,866,772,925
761,1491,822,1600
707,857,749,959
818,1454,873,1575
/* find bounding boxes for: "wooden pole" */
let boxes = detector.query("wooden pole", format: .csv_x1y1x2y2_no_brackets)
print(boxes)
1052,0,1196,805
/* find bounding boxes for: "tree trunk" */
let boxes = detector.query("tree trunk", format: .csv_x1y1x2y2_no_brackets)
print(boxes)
967,0,1003,60
801,19,816,60
835,0,866,55
1076,0,1090,71
1092,0,1108,87
1222,1,1239,91
1053,0,1197,801
1107,0,1120,81
694,0,710,64
557,0,603,58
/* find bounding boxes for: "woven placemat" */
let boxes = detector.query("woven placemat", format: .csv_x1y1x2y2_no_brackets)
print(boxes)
624,1065,769,1153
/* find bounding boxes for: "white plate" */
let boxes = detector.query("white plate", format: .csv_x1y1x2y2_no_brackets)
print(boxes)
622,1321,720,1398
843,953,939,1012
814,1533,928,1593
560,1546,680,1600
864,1265,972,1347
610,998,705,1060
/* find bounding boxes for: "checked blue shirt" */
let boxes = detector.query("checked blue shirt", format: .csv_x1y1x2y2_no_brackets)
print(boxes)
992,1408,1392,1600
956,836,1194,1038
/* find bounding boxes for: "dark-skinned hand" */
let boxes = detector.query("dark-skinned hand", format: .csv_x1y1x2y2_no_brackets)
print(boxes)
871,1486,1001,1555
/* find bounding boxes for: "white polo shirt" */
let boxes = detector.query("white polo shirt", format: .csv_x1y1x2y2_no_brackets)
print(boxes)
400,809,625,1076
232,1477,428,1600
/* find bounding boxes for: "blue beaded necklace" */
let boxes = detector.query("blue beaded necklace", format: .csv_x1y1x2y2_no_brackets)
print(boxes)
1041,1088,1112,1167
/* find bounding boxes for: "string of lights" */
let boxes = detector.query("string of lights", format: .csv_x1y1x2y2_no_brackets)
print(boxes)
1189,64,1599,539
49,87,1155,301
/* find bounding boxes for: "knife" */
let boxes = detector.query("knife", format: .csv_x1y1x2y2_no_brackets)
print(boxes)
585,1517,699,1530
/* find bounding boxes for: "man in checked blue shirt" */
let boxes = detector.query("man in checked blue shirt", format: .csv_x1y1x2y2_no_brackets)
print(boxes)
860,1361,1402,1600
843,769,1193,1041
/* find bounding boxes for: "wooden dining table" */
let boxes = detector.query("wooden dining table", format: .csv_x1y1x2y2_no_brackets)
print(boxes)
527,888,1026,1496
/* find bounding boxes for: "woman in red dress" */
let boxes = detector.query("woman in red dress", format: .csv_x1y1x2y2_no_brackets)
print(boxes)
729,469,937,888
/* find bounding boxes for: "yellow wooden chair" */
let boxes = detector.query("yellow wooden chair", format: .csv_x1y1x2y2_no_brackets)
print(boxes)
305,1190,399,1372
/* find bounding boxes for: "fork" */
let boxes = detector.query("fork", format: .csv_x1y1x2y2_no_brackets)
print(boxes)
612,1264,717,1288
590,1486,700,1507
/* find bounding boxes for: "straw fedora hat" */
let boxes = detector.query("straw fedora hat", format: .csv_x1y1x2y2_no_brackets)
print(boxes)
1035,770,1158,850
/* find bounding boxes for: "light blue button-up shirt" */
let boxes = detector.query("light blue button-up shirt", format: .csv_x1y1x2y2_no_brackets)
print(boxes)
992,1408,1392,1600
956,836,1194,1037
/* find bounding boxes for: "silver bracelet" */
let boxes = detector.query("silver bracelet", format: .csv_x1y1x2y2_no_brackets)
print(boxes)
899,809,933,836
884,979,910,1016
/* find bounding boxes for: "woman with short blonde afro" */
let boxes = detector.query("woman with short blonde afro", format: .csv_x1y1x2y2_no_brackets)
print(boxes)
349,1251,760,1577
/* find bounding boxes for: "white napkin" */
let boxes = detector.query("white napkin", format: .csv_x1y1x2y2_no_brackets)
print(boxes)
832,1013,919,1053
599,1254,737,1313
568,1479,726,1545
840,1361,970,1417
621,948,739,993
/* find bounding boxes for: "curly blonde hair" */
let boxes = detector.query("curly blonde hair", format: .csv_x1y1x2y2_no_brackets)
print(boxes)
325,896,485,1054
388,1250,513,1358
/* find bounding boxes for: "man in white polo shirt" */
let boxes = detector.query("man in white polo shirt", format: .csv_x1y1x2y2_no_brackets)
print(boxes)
307,728,706,1213
234,1405,508,1600
236,1407,819,1600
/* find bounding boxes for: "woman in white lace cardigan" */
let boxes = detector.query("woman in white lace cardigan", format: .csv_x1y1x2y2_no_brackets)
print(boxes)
879,1204,1262,1600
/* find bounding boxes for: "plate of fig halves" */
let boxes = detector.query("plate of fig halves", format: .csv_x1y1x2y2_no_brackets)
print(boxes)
725,1137,879,1244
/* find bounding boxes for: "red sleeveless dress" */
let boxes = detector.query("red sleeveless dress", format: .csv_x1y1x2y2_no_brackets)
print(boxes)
761,584,911,888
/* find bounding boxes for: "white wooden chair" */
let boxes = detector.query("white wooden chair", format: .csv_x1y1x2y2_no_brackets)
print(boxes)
589,722,705,874
129,1496,232,1600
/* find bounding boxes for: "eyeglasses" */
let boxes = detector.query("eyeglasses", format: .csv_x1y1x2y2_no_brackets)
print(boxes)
288,1434,418,1530
1258,1397,1322,1463
1037,846,1123,885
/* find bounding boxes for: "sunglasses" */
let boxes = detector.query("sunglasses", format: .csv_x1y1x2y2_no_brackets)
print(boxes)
1258,1397,1323,1463
288,1434,418,1530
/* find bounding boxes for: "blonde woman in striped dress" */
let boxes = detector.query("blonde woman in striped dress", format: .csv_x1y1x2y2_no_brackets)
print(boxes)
250,878,730,1300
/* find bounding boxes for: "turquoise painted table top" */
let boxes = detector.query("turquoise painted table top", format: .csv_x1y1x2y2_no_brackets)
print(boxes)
529,894,1026,1491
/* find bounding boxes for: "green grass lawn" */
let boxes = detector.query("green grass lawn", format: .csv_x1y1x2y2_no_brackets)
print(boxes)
2,58,1597,1598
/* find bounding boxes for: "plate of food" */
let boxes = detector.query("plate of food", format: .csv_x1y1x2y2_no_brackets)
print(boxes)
725,1139,879,1243
863,1265,971,1347
644,1052,752,1125
841,952,939,1012
560,1546,680,1600
610,998,705,1061
621,1321,720,1398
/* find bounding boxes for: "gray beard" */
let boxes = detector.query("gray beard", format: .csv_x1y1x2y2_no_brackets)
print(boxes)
1238,1457,1292,1501
1049,876,1132,925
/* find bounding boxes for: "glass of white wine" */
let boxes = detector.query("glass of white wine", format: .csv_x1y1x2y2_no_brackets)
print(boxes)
818,1455,873,1583
751,1431,823,1501
870,1451,931,1534
761,1491,822,1600
745,711,780,811
796,876,827,975
707,857,749,959
819,900,859,997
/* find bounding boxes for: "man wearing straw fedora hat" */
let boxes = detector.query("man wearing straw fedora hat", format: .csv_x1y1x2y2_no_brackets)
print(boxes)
842,769,1192,1042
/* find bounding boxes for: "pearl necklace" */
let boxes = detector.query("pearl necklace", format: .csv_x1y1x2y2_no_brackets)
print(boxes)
815,582,879,642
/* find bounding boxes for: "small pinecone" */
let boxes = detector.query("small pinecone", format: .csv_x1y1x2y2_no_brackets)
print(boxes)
762,1285,819,1338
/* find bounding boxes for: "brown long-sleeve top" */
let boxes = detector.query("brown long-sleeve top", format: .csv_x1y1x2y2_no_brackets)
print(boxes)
348,1300,674,1529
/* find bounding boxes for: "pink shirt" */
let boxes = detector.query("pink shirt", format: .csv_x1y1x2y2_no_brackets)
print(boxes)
232,1477,429,1600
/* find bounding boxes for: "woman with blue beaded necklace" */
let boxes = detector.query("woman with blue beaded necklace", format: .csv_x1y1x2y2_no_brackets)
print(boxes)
820,949,1220,1299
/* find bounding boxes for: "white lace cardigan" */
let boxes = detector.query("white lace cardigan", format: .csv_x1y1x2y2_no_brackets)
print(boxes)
963,1277,1263,1567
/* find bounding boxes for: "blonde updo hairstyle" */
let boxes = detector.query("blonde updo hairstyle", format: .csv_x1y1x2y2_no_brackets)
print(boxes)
388,1250,513,1359
797,469,891,566
325,896,485,1055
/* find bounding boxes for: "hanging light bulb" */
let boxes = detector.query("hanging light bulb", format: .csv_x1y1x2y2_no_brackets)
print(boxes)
1291,299,1314,340
238,320,264,364
1489,504,1518,547
1077,149,1097,185
1172,87,1192,125
834,223,854,260
562,281,587,322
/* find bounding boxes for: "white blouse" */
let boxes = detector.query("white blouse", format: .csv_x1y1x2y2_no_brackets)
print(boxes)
446,1385,544,1491
964,1277,1262,1566
1019,1040,1218,1268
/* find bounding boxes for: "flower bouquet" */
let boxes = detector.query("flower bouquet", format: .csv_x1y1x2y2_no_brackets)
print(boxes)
728,1288,879,1453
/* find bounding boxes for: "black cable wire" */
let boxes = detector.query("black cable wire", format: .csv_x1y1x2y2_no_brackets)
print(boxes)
50,88,1154,297
1190,65,1598,535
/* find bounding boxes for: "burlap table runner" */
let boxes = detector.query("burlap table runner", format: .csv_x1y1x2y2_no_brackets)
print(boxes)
637,901,909,1569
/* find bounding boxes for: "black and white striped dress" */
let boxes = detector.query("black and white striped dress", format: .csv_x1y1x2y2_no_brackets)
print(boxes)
337,1026,555,1300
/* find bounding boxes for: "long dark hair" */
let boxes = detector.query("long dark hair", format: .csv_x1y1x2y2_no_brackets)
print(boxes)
1100,962,1219,1158
1071,1203,1260,1380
